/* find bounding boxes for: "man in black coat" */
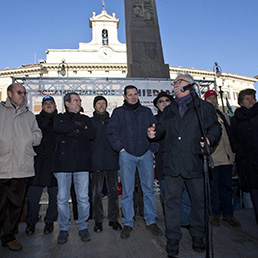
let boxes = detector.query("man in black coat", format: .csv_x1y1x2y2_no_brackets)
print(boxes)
53,93,96,244
230,88,258,224
153,91,173,206
90,96,122,233
153,92,191,227
25,96,58,235
148,73,221,257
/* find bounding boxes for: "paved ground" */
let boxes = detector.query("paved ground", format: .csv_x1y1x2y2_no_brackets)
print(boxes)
1,195,258,258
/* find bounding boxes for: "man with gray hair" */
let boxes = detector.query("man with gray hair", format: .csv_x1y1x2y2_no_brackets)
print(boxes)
148,73,221,257
53,92,95,244
0,83,42,251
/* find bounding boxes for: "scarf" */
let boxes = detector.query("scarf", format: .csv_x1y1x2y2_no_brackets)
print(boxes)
174,94,192,117
124,100,140,110
93,111,109,122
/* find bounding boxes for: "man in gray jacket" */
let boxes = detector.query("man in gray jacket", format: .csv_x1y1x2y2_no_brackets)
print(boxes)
0,83,42,251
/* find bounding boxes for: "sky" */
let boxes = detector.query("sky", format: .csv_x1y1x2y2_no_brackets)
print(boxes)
0,0,257,87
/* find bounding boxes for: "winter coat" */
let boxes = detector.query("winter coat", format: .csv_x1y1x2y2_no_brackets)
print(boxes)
29,109,58,187
90,111,119,171
155,94,221,178
230,102,258,190
154,111,166,180
211,110,235,167
0,98,42,179
52,111,96,172
106,102,159,156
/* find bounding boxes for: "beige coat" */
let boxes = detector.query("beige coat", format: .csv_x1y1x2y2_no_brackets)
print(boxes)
0,98,42,179
211,112,235,167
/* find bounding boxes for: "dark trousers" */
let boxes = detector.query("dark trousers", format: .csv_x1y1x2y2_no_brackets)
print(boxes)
164,175,205,242
91,170,119,223
26,185,58,225
0,178,28,245
180,186,191,226
210,165,233,217
250,189,258,224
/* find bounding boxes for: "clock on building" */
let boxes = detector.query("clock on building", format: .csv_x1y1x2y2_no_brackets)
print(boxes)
98,47,113,60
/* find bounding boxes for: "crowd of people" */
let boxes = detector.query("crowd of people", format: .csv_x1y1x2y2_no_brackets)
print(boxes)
0,74,257,257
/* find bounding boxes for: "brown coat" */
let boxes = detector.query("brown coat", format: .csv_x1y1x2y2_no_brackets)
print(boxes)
211,112,234,167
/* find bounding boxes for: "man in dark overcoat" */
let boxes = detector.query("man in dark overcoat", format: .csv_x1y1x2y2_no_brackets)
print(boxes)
90,96,122,233
26,96,58,235
148,73,221,257
53,92,95,244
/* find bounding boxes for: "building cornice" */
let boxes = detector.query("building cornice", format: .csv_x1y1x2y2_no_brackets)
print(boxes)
169,66,257,83
0,63,256,83
44,63,127,70
0,65,47,77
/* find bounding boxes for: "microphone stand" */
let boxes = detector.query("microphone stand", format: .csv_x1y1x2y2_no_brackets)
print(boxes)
219,86,225,113
189,87,214,258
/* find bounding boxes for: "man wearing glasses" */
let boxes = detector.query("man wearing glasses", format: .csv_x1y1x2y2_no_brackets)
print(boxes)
148,73,221,257
153,92,173,209
0,83,42,251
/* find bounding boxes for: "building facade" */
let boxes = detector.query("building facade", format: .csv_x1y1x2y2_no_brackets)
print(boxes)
0,8,256,113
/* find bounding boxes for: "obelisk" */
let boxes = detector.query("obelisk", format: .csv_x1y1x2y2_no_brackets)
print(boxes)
124,0,170,78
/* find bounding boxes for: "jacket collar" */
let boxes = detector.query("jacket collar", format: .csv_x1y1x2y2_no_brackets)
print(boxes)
93,111,109,121
40,109,57,117
234,102,258,120
123,101,143,111
4,97,28,112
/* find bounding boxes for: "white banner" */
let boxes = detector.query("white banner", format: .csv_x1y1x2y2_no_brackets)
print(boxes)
20,77,173,116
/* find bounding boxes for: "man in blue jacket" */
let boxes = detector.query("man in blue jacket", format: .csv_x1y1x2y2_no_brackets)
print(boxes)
107,85,162,239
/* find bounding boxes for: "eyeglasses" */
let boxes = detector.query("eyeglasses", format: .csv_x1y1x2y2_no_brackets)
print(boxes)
172,79,189,86
15,91,27,96
158,99,171,104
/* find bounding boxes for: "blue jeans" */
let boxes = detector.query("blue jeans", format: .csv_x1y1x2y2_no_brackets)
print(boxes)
119,150,157,227
54,172,90,231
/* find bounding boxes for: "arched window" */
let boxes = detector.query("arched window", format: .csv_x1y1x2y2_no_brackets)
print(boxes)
102,29,108,45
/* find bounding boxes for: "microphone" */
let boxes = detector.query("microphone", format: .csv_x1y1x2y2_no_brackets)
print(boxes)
180,83,196,92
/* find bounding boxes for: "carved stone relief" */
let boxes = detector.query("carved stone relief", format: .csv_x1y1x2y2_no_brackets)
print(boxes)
144,42,157,59
133,0,154,25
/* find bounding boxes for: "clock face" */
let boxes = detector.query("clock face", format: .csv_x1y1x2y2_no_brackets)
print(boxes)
98,48,113,61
